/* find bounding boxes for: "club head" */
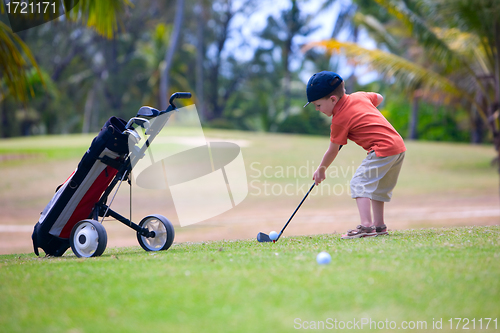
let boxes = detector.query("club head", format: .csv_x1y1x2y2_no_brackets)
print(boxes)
136,106,160,118
257,232,272,242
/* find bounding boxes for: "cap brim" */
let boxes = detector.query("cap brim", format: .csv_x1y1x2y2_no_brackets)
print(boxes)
303,102,311,108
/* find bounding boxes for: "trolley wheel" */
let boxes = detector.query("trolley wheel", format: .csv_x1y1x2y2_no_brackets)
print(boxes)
69,220,107,258
137,214,175,252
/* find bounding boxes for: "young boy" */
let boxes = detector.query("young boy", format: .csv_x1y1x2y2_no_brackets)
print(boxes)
304,71,406,239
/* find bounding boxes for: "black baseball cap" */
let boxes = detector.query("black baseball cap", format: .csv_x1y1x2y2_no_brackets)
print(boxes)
304,71,343,107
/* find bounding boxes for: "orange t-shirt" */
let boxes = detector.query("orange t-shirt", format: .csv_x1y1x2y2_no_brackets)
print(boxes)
330,92,406,157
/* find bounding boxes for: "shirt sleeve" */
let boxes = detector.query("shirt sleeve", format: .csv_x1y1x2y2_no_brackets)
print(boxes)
366,92,378,106
330,123,348,145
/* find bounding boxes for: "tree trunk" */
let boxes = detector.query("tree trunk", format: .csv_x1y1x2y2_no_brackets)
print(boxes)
82,83,97,134
345,74,356,95
495,22,500,119
471,109,484,144
471,91,485,144
209,65,221,120
283,38,291,118
159,0,185,110
493,22,500,199
0,95,7,138
195,0,207,121
207,4,233,120
408,91,419,140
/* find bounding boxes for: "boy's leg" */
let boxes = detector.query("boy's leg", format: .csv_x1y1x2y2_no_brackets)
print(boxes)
372,199,388,235
342,197,376,239
370,152,405,235
356,197,373,227
372,200,384,227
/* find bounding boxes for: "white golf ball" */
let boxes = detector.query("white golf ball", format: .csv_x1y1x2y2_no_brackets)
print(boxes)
269,231,278,241
316,251,331,265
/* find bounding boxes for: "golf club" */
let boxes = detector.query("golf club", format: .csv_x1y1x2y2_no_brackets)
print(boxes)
257,182,316,243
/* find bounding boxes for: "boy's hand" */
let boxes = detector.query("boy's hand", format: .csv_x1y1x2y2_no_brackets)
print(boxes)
313,167,326,185
313,142,339,185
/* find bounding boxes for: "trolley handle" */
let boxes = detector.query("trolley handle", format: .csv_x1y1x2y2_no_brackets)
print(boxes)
169,92,192,108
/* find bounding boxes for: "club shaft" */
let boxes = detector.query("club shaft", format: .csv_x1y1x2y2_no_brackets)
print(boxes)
277,183,315,240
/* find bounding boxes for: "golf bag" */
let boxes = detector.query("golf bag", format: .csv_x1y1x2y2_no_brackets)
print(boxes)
32,117,130,256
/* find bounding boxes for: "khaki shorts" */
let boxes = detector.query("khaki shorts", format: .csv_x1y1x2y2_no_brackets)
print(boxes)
350,151,405,202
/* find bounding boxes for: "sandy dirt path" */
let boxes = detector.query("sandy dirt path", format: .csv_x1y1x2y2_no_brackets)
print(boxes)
1,191,498,255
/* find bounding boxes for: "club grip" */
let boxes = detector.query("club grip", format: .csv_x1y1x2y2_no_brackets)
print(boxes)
175,92,192,99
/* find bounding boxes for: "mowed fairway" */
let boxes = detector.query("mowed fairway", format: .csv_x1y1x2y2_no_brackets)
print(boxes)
0,129,499,332
1,227,499,333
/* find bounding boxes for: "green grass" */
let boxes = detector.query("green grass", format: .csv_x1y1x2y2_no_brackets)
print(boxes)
0,133,97,162
1,226,499,333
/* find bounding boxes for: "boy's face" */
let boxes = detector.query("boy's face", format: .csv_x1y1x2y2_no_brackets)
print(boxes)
312,95,337,117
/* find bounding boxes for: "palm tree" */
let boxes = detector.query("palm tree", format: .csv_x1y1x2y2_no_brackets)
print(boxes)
200,0,257,121
159,0,185,110
1,0,132,136
0,0,131,104
135,22,192,109
259,0,316,118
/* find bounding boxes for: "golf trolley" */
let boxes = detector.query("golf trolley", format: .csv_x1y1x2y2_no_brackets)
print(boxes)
32,92,192,257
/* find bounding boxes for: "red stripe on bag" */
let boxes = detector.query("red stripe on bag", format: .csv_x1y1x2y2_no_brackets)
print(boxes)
63,171,75,185
59,166,118,238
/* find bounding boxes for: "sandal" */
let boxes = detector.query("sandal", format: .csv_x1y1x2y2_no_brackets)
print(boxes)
375,224,389,236
341,225,376,239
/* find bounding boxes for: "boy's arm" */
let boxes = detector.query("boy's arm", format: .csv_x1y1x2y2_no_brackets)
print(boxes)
313,142,341,185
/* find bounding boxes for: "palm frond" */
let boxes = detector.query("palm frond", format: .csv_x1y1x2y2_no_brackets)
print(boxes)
373,0,463,71
421,0,500,38
432,27,490,75
304,38,488,120
420,0,500,69
320,0,338,11
305,39,460,94
331,3,357,39
353,12,400,52
0,21,42,102
64,0,132,39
